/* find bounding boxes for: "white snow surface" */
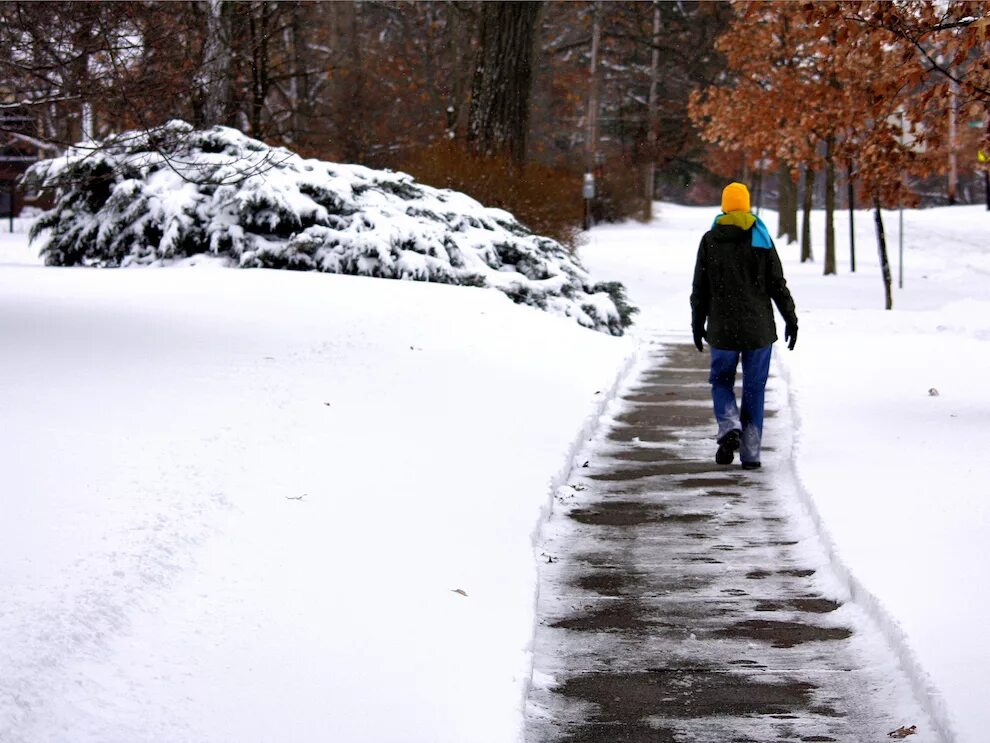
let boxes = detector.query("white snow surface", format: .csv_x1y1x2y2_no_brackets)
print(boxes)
0,237,632,742
580,202,990,743
2,198,986,742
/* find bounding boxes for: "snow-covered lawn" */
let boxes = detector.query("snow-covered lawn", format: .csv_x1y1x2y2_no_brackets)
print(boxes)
0,241,630,742
2,198,986,742
581,202,990,743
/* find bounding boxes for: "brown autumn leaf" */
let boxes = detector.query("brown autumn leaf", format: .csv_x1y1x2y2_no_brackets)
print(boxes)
887,724,917,739
451,589,468,597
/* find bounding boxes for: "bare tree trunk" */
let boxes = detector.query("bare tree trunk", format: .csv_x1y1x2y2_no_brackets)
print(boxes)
583,1,601,230
467,1,543,163
948,80,958,205
777,163,798,243
801,164,814,262
70,14,95,142
335,1,366,163
44,103,58,143
586,1,601,173
776,162,788,239
847,160,856,272
249,2,272,136
284,3,310,145
446,3,475,140
203,0,231,126
283,23,298,140
642,0,661,222
786,167,799,243
81,102,94,141
872,193,893,310
824,135,836,275
755,153,763,214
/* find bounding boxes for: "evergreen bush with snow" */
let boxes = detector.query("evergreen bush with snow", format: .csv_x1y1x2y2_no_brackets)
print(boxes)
25,121,635,335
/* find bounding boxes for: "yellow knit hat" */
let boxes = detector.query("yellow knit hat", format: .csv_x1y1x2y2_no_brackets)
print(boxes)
721,182,751,213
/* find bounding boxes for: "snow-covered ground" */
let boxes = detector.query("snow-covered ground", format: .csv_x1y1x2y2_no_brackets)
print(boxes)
0,235,631,742
581,202,990,743
2,198,986,742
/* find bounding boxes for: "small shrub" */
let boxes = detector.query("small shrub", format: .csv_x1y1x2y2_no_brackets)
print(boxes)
592,157,648,224
399,142,583,248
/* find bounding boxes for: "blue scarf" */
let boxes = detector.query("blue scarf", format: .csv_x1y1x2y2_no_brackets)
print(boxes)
710,213,774,250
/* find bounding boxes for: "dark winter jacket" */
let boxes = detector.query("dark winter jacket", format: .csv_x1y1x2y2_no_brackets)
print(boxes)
690,223,797,351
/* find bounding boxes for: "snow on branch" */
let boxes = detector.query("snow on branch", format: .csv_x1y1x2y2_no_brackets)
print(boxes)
23,120,636,335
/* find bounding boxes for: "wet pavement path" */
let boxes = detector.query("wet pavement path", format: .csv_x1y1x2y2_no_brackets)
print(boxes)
526,339,937,743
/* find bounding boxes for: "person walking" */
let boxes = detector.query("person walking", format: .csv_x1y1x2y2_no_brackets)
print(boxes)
690,182,798,470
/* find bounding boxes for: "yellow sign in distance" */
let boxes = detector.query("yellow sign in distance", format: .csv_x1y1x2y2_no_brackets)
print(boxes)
979,149,988,163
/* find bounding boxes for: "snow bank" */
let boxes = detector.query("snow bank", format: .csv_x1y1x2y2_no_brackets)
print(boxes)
0,246,633,741
580,202,990,743
23,120,634,335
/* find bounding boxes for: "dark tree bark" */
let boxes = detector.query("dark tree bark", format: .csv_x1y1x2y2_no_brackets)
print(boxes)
445,3,476,141
847,160,856,272
467,1,542,163
286,2,311,146
335,1,366,163
776,162,788,239
823,135,836,275
642,0,661,222
753,158,764,214
872,193,893,310
248,2,273,136
777,163,798,244
801,164,814,262
203,0,232,126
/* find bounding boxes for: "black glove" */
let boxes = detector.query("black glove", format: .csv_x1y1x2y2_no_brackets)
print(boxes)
785,323,798,351
693,328,706,353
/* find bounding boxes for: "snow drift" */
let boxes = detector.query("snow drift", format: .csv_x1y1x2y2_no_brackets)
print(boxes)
24,120,635,335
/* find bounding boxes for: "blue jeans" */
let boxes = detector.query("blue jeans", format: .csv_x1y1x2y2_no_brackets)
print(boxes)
709,345,772,464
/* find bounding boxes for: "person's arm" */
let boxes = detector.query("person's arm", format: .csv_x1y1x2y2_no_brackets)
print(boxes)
767,247,798,348
690,237,710,351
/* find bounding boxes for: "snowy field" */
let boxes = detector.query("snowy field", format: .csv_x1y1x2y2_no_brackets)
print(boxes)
0,236,630,742
581,202,990,743
2,199,987,742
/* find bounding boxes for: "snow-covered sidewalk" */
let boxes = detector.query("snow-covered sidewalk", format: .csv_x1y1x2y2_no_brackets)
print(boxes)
580,203,990,743
528,339,938,742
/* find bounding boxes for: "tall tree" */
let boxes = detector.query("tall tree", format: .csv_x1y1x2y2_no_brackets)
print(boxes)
643,0,661,221
777,163,798,244
801,165,815,263
467,1,542,162
202,0,232,126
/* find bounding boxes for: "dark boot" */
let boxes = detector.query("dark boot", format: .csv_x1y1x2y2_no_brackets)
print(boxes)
715,430,741,465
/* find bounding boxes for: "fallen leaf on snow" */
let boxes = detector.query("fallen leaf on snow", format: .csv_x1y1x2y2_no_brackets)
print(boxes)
451,589,468,597
888,725,917,739
928,388,940,397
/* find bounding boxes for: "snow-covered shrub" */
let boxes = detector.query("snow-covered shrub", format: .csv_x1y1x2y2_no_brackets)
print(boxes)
24,121,636,335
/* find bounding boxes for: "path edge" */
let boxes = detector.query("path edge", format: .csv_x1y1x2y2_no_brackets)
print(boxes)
774,355,956,743
517,337,648,741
